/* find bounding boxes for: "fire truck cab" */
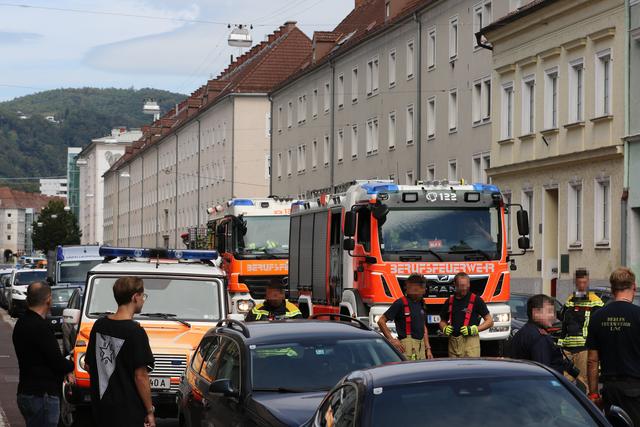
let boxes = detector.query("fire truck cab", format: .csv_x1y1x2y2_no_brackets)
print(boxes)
207,198,294,315
288,180,530,355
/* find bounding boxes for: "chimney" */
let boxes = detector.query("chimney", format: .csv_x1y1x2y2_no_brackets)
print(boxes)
187,98,202,117
312,31,339,63
386,0,413,20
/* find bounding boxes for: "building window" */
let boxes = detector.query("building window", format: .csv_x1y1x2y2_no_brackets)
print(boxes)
297,145,306,173
569,59,584,123
448,89,458,132
482,78,491,121
367,56,380,95
407,40,415,79
427,164,436,181
7,235,11,241
388,111,396,149
595,178,611,245
449,16,459,60
388,50,396,87
544,68,558,129
501,82,514,139
522,190,534,248
297,94,307,124
277,106,283,133
522,76,535,135
406,104,415,144
312,89,318,118
324,82,330,112
351,125,358,159
473,81,482,124
366,118,379,154
6,223,11,230
448,160,458,181
287,101,293,128
287,149,292,176
568,182,583,247
337,74,344,108
385,0,391,18
323,135,330,166
277,153,282,178
595,49,612,117
473,2,492,47
406,170,414,185
352,67,359,103
312,140,318,169
427,96,436,139
337,129,344,162
427,27,436,70
473,152,491,183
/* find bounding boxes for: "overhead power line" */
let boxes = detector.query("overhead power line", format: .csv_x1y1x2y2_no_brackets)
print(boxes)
0,176,66,181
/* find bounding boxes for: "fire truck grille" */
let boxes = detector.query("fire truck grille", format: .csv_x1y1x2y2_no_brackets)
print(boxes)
238,276,289,299
151,354,187,390
398,276,488,300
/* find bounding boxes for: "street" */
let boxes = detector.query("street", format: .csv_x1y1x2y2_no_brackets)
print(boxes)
0,308,179,427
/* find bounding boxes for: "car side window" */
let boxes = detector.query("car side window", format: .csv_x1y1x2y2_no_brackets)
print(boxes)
215,338,241,391
191,337,215,374
200,337,223,382
316,384,358,427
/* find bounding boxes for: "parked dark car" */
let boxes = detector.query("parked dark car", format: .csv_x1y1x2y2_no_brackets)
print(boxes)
47,285,82,336
60,287,84,355
0,269,12,309
177,317,404,427
304,358,632,427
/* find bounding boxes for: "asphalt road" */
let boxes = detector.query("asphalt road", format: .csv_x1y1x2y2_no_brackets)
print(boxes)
0,308,178,426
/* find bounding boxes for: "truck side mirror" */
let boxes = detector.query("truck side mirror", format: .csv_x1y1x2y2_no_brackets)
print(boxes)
343,238,355,251
606,405,633,427
517,236,530,250
516,210,529,236
372,204,389,223
344,212,356,237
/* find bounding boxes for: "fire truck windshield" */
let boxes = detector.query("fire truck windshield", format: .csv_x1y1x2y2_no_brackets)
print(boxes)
238,216,289,256
379,208,501,261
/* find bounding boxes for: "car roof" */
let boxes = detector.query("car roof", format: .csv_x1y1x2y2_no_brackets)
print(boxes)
351,358,555,387
214,320,384,345
89,260,225,277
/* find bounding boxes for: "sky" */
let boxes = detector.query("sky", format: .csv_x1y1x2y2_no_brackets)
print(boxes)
0,0,353,101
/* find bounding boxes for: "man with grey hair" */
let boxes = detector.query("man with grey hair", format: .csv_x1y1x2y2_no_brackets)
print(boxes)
12,281,74,427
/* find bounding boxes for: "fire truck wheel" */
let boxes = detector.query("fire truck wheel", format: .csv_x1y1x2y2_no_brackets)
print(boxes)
342,289,368,317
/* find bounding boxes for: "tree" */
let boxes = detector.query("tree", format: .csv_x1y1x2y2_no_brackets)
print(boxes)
32,199,81,253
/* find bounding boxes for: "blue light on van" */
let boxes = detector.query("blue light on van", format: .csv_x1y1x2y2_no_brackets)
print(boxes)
99,247,218,261
361,183,399,195
472,183,500,193
229,199,254,206
56,246,64,261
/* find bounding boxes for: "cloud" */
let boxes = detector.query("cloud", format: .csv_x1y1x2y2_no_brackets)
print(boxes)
0,31,43,44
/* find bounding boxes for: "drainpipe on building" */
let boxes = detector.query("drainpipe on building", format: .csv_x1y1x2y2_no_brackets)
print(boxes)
127,166,131,248
141,157,144,247
414,12,423,181
622,0,631,266
330,60,336,193
155,145,159,248
115,171,120,245
196,119,201,233
269,95,274,196
231,97,235,198
174,134,179,248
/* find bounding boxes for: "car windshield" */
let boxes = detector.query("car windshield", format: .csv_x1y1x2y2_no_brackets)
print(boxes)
238,216,289,255
380,208,501,261
59,260,102,283
52,288,76,304
86,276,222,321
15,270,47,286
251,338,400,391
371,376,598,427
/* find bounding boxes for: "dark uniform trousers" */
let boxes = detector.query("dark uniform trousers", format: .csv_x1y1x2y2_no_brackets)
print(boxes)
602,378,640,426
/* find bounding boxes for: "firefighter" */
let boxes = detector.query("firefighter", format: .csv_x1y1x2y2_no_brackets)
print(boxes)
439,272,493,357
378,274,433,360
559,269,603,388
245,279,302,321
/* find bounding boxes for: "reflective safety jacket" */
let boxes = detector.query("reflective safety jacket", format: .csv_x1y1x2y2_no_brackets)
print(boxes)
245,300,302,321
559,292,604,349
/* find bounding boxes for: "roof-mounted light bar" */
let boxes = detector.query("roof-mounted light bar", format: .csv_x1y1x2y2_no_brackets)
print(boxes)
99,247,218,261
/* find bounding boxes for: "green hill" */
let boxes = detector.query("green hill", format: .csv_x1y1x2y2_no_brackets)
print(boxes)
0,87,186,192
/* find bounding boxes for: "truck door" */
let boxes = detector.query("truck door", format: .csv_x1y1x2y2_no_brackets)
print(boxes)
329,209,343,306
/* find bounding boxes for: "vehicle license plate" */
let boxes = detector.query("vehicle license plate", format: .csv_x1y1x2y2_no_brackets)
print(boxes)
149,377,171,390
427,315,441,324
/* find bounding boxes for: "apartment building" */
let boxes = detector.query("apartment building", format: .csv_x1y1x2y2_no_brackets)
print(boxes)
480,0,626,296
76,127,141,245
103,22,312,248
0,188,54,256
39,178,67,198
270,0,528,197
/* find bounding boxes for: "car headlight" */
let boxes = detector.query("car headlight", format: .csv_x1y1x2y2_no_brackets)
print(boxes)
237,299,255,313
77,353,87,373
492,313,511,323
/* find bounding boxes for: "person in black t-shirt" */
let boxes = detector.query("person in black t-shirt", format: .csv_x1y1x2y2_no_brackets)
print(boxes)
86,276,155,427
510,294,564,373
378,274,433,360
586,267,640,425
13,282,74,427
439,272,493,357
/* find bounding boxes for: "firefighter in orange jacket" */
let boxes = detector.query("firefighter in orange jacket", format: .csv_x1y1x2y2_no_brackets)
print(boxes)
378,274,434,360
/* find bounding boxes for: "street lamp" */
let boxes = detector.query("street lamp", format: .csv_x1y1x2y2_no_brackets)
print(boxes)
63,206,71,212
50,214,58,219
37,222,43,227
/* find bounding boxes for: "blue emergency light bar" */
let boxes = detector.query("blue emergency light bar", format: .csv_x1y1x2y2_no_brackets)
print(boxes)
99,247,218,260
472,183,500,193
361,182,400,195
228,199,254,206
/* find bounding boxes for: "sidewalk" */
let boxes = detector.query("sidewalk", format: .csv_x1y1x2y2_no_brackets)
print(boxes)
0,310,23,427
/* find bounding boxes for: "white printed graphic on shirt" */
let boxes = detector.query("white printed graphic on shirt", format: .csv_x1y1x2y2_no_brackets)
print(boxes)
95,332,125,399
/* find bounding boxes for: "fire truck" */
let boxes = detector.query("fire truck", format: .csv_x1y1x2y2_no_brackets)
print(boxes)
288,180,530,355
206,197,295,315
